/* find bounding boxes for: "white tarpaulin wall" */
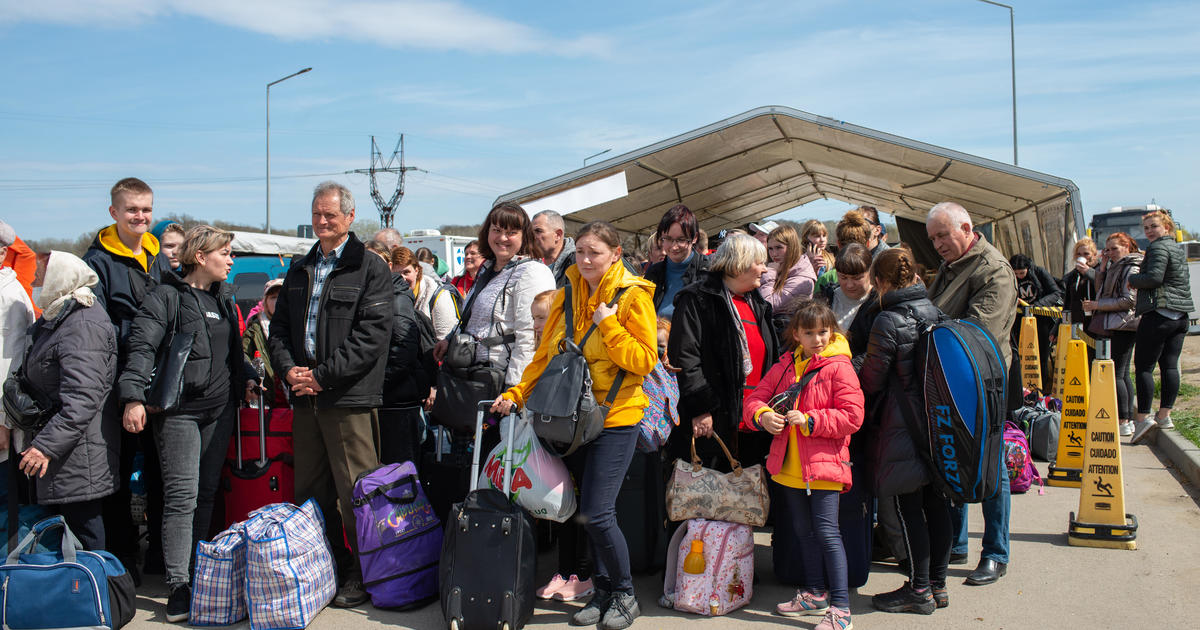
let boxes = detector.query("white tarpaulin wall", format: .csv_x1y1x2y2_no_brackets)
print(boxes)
496,106,1084,273
230,231,316,256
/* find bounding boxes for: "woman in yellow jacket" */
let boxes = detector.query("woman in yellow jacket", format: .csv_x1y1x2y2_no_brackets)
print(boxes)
492,220,657,630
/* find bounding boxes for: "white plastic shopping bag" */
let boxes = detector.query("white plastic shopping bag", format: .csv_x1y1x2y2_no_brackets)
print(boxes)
479,414,577,522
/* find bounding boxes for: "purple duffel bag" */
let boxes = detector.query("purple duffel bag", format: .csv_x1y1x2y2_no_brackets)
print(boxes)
352,461,443,609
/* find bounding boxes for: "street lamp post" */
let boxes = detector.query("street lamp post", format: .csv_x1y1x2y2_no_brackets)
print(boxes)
583,148,611,166
266,67,312,233
977,0,1017,165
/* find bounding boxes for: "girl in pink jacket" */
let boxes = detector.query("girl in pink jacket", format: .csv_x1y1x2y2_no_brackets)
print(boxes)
743,300,864,630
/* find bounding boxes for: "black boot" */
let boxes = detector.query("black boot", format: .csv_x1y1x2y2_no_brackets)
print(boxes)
965,558,1007,586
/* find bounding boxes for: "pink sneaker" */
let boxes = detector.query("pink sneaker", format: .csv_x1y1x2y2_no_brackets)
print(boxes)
814,606,853,630
553,575,594,602
776,590,830,616
536,574,568,600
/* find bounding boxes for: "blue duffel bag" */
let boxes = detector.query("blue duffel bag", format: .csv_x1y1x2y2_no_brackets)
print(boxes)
0,515,136,629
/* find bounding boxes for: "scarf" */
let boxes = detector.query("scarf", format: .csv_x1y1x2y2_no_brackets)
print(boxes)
37,251,98,321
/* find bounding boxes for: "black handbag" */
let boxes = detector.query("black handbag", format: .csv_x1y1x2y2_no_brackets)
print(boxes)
431,365,505,434
1,321,55,434
145,294,196,412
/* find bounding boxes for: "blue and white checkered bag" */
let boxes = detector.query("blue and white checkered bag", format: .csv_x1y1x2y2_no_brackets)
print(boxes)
244,500,337,630
191,524,248,626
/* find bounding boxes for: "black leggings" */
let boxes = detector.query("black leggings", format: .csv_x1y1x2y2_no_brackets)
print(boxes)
894,485,952,590
1109,331,1136,420
1134,311,1188,414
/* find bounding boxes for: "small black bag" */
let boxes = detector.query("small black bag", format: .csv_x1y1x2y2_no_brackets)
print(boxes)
524,285,628,457
145,294,196,412
1,321,55,434
432,365,506,434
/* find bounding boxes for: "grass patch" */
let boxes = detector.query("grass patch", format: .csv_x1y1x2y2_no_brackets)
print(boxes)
1159,380,1200,399
1177,412,1200,448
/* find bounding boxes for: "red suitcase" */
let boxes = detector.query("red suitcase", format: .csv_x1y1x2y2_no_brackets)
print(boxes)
221,405,295,527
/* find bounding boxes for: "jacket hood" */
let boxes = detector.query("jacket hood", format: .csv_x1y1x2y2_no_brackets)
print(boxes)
551,237,576,268
566,258,655,316
881,284,928,309
793,332,851,372
39,251,99,313
94,224,161,272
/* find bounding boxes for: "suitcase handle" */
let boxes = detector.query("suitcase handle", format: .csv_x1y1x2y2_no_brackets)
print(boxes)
351,475,418,507
470,400,518,497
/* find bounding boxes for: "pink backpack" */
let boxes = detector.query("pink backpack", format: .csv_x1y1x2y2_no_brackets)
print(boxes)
1004,421,1043,494
660,519,754,616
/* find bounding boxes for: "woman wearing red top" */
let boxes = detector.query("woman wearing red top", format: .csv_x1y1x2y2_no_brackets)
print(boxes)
667,232,780,471
450,239,482,297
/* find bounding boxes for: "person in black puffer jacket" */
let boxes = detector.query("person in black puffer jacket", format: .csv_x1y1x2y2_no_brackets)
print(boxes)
117,225,256,623
857,248,951,615
365,241,435,466
1009,254,1061,391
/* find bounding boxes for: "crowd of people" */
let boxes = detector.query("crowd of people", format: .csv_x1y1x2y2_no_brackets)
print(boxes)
0,177,1191,630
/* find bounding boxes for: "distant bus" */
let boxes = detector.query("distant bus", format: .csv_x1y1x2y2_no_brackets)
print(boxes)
1088,204,1167,250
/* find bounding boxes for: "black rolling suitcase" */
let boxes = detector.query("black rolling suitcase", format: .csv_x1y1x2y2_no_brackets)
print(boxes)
615,449,668,574
439,402,536,630
773,445,874,589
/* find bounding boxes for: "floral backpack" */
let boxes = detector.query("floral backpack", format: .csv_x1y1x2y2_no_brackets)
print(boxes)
636,362,679,452
1004,421,1043,494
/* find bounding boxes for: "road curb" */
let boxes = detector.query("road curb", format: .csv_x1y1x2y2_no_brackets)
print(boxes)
1150,428,1200,489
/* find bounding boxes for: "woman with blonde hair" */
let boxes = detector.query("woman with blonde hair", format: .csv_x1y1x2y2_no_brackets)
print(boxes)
760,223,817,334
118,225,257,622
667,232,779,470
801,219,836,276
1129,210,1194,442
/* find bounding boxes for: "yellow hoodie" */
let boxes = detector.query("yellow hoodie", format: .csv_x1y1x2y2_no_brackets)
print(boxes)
504,261,658,428
97,225,161,273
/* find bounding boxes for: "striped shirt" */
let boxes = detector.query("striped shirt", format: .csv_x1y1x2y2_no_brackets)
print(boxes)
305,238,347,361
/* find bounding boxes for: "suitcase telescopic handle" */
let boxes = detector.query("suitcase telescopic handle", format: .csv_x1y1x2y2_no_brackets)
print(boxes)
468,400,518,497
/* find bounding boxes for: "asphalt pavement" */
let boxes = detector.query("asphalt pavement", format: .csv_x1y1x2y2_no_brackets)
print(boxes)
123,430,1200,630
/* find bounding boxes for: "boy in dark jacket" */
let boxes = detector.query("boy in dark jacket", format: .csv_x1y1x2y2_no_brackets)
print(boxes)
83,177,172,581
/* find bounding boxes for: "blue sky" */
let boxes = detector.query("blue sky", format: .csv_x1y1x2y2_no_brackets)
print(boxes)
1,0,1196,242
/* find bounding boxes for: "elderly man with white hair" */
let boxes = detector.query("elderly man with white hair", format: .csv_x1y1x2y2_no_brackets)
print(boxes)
924,201,1018,588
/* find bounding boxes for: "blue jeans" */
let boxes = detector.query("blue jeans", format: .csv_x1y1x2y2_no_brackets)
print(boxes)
155,404,235,587
579,426,638,595
949,468,1011,564
774,484,848,609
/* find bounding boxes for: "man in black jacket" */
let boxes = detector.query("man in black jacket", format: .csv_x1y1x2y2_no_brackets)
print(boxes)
268,182,392,608
83,177,172,581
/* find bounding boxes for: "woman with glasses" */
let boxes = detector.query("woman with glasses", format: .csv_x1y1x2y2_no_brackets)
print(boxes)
643,204,708,318
451,240,482,297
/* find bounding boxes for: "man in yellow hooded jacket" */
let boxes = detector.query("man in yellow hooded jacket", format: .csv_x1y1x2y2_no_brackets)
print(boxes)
493,221,656,630
83,177,173,582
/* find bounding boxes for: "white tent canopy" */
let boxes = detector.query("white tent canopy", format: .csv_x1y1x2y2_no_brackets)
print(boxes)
497,106,1084,272
229,231,316,256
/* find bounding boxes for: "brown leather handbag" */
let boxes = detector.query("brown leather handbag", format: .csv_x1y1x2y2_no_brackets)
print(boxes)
665,433,770,527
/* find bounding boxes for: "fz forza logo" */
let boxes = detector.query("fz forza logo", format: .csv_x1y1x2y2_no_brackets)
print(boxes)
932,405,964,495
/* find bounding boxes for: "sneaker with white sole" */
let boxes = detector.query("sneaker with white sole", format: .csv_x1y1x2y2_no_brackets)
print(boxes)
536,574,568,600
1156,415,1174,429
1119,421,1134,437
776,590,830,616
814,606,853,630
555,575,594,602
1131,419,1158,444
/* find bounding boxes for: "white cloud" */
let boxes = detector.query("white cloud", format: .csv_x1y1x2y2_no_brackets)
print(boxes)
0,0,611,56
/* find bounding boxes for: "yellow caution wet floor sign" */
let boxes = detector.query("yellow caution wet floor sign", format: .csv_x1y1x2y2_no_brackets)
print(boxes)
1048,339,1088,487
1069,346,1137,549
1050,320,1072,399
1019,315,1042,392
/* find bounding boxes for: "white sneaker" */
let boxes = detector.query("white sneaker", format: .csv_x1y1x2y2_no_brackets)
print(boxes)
1156,415,1174,429
1130,419,1158,445
1118,421,1134,437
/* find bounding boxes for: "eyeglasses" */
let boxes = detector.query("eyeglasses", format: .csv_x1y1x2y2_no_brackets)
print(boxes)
661,236,693,247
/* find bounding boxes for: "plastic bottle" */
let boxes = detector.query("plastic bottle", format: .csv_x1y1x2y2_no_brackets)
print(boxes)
683,540,706,574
